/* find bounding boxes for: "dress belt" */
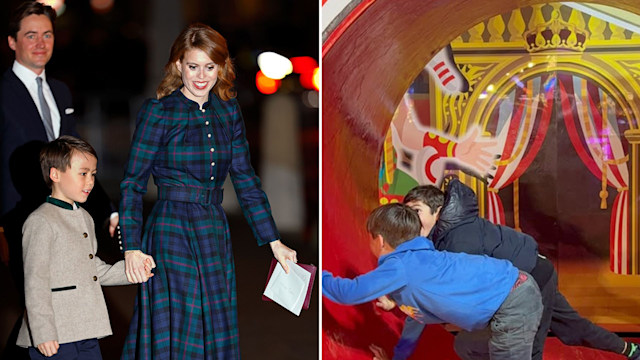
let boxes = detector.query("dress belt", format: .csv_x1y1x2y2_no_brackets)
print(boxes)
158,186,223,205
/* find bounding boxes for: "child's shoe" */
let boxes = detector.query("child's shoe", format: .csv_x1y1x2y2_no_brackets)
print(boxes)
626,342,640,360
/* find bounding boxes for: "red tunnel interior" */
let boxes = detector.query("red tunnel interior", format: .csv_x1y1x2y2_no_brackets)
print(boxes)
321,0,640,358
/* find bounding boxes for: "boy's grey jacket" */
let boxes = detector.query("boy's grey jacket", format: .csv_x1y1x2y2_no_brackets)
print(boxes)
17,202,129,347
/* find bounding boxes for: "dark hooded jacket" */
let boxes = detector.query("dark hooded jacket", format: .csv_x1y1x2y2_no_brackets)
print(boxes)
431,178,539,273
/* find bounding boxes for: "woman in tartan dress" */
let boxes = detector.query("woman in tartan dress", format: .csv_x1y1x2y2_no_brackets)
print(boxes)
119,23,298,359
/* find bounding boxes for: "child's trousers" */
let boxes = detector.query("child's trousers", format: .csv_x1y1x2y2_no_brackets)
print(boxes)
532,263,625,360
454,271,543,360
28,339,102,360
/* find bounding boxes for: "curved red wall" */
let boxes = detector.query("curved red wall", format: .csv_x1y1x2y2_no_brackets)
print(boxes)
321,0,640,358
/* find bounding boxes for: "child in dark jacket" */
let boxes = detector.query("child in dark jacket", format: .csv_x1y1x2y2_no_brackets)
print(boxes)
403,178,640,360
323,203,542,360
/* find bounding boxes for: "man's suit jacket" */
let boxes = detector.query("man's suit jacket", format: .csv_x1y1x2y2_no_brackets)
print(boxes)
0,68,78,216
0,68,114,220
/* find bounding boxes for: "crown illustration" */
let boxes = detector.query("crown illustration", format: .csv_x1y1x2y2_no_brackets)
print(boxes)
524,10,589,53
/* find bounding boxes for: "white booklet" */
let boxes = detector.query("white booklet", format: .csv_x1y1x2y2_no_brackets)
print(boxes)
263,260,311,316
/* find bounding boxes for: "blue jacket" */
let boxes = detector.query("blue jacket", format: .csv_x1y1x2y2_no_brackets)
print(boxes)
323,236,518,332
432,178,539,273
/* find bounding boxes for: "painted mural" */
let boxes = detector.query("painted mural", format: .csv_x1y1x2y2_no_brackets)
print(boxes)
379,2,640,328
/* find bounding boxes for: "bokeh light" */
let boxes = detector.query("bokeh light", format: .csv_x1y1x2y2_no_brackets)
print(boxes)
299,66,320,91
302,90,319,108
257,52,293,80
290,56,318,74
90,0,115,14
38,0,65,14
312,67,320,91
256,70,281,94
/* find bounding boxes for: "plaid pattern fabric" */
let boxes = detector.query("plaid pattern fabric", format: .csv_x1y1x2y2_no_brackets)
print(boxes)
120,89,280,359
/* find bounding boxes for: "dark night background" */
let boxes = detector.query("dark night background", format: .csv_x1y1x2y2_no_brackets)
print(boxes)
0,0,319,359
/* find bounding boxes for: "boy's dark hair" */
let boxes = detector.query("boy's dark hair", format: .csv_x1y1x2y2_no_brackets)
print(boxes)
8,1,56,39
366,203,421,248
403,185,444,215
40,135,97,188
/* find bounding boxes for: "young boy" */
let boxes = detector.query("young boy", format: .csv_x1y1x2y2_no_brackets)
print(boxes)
16,136,154,359
322,203,543,360
403,178,640,360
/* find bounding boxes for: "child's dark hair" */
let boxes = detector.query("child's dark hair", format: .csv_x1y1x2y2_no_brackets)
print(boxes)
40,136,97,188
403,185,444,215
366,203,421,248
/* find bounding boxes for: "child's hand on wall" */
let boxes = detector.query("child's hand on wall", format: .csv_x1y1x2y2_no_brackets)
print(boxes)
369,344,390,360
375,295,396,311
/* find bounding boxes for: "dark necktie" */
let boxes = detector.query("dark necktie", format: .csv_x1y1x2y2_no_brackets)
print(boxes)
36,76,55,141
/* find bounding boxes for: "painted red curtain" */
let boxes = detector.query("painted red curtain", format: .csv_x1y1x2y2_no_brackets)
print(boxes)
558,73,631,274
486,74,555,224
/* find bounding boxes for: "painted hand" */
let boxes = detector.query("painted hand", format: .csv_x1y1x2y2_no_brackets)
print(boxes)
455,126,498,177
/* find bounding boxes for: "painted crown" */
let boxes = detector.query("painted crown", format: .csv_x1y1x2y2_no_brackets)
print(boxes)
524,10,589,52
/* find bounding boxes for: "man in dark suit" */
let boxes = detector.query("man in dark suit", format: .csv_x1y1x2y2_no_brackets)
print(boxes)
0,4,119,358
1,1,118,229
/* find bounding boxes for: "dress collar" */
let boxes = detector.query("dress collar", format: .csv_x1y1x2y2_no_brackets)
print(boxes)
173,88,213,110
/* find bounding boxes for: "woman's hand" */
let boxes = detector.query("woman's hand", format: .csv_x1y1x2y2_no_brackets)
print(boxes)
125,250,156,283
269,240,297,274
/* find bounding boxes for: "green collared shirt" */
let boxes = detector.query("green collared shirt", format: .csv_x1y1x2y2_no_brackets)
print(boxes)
46,196,79,210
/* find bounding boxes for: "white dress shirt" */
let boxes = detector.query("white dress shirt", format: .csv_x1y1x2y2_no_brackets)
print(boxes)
12,60,61,138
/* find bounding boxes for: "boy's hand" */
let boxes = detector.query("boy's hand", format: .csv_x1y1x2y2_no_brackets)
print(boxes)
143,258,155,280
37,340,59,357
369,344,390,360
375,295,396,311
125,250,156,283
269,240,297,274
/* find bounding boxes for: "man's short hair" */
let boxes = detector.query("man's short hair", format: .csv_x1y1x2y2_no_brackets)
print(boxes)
8,1,57,39
366,203,421,248
40,136,97,188
403,185,444,215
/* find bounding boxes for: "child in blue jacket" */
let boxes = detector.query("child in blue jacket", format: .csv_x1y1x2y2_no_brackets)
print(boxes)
403,178,640,360
322,203,543,360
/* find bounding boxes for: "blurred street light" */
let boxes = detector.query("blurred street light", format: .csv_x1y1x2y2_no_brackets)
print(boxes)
38,0,65,14
257,51,293,80
256,70,281,94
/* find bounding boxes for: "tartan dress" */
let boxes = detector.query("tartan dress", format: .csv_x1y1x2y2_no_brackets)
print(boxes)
119,89,280,359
